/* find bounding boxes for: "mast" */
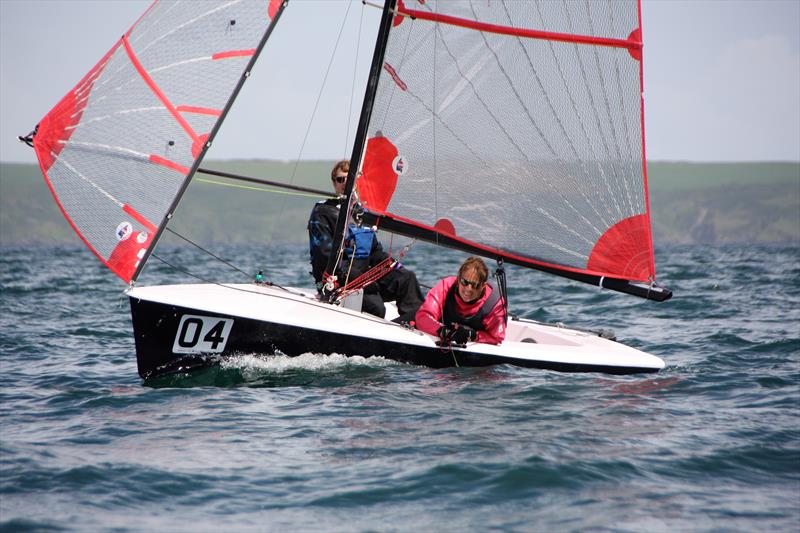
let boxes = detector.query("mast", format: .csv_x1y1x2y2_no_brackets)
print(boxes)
322,0,398,291
131,0,289,283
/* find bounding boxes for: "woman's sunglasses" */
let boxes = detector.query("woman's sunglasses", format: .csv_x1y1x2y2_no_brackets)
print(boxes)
458,277,484,289
333,175,347,184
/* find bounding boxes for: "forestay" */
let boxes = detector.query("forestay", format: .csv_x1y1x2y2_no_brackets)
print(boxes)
31,0,284,283
356,0,662,294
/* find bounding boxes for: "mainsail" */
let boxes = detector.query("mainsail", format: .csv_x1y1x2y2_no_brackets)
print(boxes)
353,0,670,300
30,0,285,283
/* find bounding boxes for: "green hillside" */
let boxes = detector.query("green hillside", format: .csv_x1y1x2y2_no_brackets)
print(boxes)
1,160,798,246
647,162,800,244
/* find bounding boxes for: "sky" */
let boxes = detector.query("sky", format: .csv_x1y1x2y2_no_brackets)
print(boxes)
0,0,798,163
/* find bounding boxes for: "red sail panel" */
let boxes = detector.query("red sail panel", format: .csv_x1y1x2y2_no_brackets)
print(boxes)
32,1,282,283
361,0,657,283
358,136,400,212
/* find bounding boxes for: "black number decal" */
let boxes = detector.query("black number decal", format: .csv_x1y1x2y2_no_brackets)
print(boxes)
203,320,227,350
178,318,203,348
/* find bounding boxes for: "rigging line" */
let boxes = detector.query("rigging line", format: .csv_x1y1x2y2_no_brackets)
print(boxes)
285,2,354,278
379,9,416,130
164,228,252,279
148,253,416,328
131,0,289,284
464,1,609,236
195,178,328,199
289,0,354,183
580,0,631,218
520,0,624,222
326,0,398,292
345,1,366,157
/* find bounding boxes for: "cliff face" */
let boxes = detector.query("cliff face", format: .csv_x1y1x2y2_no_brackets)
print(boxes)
650,182,799,245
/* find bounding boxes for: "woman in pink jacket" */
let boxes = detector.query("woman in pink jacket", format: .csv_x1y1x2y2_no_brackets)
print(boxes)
415,257,506,346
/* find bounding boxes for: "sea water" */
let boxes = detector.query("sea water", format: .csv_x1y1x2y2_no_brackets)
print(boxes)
0,243,798,532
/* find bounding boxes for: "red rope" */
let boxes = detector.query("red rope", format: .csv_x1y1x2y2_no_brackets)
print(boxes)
340,257,395,295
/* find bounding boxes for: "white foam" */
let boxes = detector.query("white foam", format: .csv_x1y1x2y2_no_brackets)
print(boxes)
219,352,399,372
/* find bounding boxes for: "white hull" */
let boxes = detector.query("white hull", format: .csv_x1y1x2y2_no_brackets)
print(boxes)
126,283,665,378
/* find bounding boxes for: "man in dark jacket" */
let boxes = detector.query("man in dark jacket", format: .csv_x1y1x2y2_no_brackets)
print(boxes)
307,160,423,321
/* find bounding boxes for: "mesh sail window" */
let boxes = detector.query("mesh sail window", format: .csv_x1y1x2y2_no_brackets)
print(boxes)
32,0,283,282
358,0,656,284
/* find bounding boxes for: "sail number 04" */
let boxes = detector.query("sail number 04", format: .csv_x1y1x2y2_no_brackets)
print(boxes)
172,315,233,354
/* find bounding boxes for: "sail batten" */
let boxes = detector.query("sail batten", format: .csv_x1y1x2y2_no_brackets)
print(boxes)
396,3,642,50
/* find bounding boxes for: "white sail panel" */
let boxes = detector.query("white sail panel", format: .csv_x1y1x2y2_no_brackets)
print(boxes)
33,0,282,282
358,0,655,282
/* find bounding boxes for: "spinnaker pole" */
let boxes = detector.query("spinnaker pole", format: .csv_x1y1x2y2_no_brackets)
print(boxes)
323,0,398,293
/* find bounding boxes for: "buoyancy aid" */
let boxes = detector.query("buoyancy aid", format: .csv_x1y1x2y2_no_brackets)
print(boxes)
442,280,501,331
345,224,375,259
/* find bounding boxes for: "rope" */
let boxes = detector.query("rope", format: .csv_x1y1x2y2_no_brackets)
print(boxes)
338,238,415,298
339,256,395,296
146,253,404,328
345,2,366,157
341,242,358,292
164,228,252,280
289,0,354,181
494,258,509,326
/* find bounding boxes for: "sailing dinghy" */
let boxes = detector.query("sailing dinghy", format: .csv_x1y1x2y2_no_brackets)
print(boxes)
25,0,672,379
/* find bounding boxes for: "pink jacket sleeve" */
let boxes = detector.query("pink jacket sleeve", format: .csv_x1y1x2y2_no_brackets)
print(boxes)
414,277,454,336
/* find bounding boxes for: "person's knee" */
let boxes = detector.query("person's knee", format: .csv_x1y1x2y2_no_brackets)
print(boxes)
361,294,386,318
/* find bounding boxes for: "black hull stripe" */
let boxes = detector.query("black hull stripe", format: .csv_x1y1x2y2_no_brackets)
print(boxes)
130,297,660,379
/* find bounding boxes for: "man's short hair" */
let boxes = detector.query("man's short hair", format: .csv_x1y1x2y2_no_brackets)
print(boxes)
331,160,349,180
